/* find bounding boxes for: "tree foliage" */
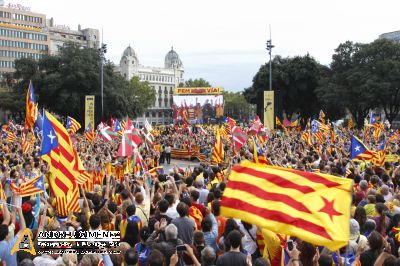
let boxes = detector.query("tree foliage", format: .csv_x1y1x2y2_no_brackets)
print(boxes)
317,39,400,127
223,91,254,121
180,78,211,87
3,42,155,122
244,55,336,123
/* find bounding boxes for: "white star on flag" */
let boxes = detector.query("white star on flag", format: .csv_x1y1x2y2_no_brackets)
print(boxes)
354,146,360,152
48,130,56,144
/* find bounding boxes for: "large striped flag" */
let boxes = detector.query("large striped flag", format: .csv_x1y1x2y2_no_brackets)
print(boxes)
212,129,224,164
220,160,352,250
41,111,80,216
9,175,45,197
24,81,38,130
66,116,81,134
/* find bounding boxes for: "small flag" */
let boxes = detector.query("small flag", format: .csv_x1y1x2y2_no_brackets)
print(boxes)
9,175,45,197
84,123,95,143
66,116,81,134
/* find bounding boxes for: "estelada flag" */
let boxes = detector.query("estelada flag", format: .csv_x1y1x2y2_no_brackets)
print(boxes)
220,160,352,251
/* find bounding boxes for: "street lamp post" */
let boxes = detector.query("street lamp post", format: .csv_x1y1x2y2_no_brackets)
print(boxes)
266,28,274,91
99,43,107,119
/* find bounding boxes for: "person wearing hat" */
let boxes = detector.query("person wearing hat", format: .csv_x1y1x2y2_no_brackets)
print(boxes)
349,219,367,255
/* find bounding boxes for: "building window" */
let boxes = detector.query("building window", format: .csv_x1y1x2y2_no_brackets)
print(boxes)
164,98,168,107
146,112,149,117
152,112,156,117
158,98,162,107
170,87,173,94
158,112,162,117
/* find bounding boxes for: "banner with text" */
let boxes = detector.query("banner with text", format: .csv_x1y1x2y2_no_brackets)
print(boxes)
263,91,274,130
85,95,95,129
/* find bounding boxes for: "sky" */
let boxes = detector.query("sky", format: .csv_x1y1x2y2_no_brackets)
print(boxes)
12,0,400,92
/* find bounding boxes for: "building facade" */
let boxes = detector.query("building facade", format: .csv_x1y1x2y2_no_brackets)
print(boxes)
0,3,99,76
0,3,48,74
46,17,99,55
379,30,400,42
119,45,184,125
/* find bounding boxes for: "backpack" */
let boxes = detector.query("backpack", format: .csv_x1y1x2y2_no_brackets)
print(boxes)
135,242,151,266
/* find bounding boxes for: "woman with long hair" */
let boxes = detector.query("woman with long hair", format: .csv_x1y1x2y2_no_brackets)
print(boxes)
372,203,389,236
360,231,384,266
122,220,140,247
354,206,367,234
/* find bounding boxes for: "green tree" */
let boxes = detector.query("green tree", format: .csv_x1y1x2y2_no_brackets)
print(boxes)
223,91,254,121
355,39,400,124
317,41,379,127
244,54,331,123
181,78,211,87
8,42,155,122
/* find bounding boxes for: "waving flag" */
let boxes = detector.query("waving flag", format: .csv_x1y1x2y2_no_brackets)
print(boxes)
114,119,123,137
34,112,43,138
9,175,45,197
212,129,224,164
231,125,248,151
117,122,134,157
40,111,59,156
21,133,31,154
41,111,80,216
319,110,326,123
99,126,118,142
220,160,352,251
66,116,81,134
350,136,376,161
372,139,386,166
24,81,38,130
225,117,236,129
6,131,16,142
388,129,399,143
84,123,95,143
248,116,263,136
252,137,269,165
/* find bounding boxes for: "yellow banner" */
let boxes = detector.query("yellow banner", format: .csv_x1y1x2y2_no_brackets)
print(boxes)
174,87,223,95
263,91,274,130
84,95,95,129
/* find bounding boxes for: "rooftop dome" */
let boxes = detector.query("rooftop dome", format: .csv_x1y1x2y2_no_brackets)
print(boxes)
165,47,182,68
123,45,137,58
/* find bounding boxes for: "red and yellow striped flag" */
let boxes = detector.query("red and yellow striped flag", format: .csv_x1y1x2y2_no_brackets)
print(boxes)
24,81,38,130
66,116,81,134
220,160,352,250
21,133,31,154
212,129,224,164
41,111,80,216
6,131,16,142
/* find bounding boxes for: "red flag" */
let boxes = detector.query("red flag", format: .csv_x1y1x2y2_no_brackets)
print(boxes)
232,125,248,151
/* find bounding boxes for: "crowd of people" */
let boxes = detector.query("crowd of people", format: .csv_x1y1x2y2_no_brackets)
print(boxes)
0,120,400,266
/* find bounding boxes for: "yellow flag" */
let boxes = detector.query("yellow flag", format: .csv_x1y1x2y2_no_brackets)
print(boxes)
221,161,352,250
